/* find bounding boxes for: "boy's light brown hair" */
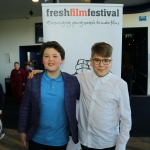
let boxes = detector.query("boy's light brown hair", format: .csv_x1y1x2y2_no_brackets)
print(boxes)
91,42,113,58
14,62,19,65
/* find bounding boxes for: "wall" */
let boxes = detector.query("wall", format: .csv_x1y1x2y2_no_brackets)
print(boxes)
0,17,42,92
123,12,150,95
0,13,150,95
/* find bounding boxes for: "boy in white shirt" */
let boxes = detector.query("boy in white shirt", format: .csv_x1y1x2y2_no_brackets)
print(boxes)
76,42,131,150
28,42,131,150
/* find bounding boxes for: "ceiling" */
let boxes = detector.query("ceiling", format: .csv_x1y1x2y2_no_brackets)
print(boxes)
0,0,150,20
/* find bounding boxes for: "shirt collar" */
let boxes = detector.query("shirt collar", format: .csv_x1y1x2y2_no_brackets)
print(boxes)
92,71,111,83
43,71,62,82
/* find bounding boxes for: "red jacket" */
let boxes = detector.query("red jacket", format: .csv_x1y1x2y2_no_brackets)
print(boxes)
10,68,25,84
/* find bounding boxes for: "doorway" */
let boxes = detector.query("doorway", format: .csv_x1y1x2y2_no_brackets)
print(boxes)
122,27,148,96
19,45,44,70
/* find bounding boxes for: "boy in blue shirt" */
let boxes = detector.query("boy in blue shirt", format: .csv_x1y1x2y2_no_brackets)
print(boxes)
18,41,80,150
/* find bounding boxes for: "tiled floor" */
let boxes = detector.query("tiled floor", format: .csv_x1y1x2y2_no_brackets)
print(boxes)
127,137,150,150
0,128,150,150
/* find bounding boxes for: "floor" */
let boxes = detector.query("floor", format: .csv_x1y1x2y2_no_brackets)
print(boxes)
0,129,150,150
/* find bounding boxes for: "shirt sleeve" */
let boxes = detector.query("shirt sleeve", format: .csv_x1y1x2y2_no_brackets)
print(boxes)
75,76,80,100
75,73,80,82
115,82,132,150
18,78,32,133
21,69,26,83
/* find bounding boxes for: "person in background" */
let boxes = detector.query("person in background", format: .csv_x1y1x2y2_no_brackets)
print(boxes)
18,41,80,150
0,83,5,139
122,65,136,97
29,42,132,150
122,62,129,73
10,62,25,103
29,61,34,70
24,64,32,85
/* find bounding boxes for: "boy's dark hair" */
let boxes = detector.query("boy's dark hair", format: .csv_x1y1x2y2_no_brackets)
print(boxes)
14,62,19,65
41,41,65,59
91,42,113,58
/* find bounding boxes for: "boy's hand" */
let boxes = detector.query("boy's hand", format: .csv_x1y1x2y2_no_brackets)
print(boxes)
0,110,2,114
28,70,43,79
20,133,28,147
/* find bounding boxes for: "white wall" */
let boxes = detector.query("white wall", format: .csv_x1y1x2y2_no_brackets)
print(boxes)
123,12,150,95
0,17,42,92
0,13,150,95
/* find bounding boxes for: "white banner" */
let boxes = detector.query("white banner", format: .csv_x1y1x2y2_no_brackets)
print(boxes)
42,3,123,149
42,3,123,77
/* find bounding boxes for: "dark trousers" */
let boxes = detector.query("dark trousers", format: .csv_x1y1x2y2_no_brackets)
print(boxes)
11,83,23,102
81,144,115,150
28,140,67,150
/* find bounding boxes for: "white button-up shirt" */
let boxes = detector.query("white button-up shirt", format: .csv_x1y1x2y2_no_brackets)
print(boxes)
76,71,131,150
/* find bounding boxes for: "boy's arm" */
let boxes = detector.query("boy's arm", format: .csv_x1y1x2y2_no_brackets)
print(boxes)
75,74,81,100
28,70,43,79
18,78,32,132
75,76,80,100
115,82,132,150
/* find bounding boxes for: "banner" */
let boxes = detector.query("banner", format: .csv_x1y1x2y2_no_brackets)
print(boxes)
42,3,123,76
42,3,123,149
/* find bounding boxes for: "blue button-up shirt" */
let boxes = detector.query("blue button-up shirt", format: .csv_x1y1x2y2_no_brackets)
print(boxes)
32,71,69,146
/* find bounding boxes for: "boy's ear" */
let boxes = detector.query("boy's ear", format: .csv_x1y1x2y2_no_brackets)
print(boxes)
110,59,113,67
90,58,93,67
61,59,64,64
111,58,113,64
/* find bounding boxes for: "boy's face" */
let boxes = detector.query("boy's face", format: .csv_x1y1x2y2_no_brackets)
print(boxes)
42,48,64,74
26,65,30,70
90,54,112,77
14,63,19,70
